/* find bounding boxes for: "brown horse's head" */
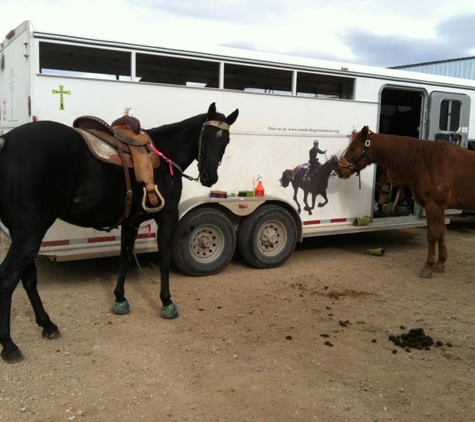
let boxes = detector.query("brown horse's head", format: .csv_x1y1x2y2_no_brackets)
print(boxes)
337,126,372,179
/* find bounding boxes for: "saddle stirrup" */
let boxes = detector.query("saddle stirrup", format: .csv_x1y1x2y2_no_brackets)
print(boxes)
142,185,165,213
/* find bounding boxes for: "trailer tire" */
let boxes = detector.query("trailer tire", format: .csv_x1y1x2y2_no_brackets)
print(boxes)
172,208,236,276
237,204,297,269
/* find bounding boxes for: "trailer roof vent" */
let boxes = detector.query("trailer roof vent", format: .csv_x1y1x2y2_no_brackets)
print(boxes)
5,30,15,40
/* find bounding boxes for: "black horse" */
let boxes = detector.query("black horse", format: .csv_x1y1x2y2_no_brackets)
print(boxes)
280,156,338,215
0,102,239,363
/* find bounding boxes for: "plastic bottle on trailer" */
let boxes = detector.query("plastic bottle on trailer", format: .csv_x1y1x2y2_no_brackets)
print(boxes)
254,175,265,197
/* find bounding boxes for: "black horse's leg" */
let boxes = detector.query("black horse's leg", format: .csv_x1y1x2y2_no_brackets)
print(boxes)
111,223,138,315
155,216,178,319
318,191,329,207
0,239,46,363
310,192,317,212
21,261,60,339
292,184,301,214
0,252,23,363
303,190,311,213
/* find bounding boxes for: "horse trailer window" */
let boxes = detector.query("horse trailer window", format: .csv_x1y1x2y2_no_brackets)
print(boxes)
439,99,461,131
296,72,355,99
137,53,219,88
224,63,292,94
39,42,131,80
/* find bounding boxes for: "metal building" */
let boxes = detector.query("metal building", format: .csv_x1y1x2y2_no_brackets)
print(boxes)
392,56,475,80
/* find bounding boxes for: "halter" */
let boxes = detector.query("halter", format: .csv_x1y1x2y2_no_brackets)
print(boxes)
184,119,230,182
338,133,372,175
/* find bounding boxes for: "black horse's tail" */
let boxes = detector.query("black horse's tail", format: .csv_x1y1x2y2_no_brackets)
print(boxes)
0,137,3,258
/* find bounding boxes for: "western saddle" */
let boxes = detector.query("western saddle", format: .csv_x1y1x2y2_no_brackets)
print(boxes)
73,108,164,230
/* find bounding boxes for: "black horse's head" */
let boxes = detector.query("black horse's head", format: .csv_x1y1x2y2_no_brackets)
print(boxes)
198,103,239,187
337,126,372,179
280,169,293,187
327,154,340,170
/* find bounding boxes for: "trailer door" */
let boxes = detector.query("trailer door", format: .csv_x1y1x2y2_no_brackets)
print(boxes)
428,92,470,148
0,22,32,133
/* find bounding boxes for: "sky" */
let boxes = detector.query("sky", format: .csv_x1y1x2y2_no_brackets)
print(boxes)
2,0,475,68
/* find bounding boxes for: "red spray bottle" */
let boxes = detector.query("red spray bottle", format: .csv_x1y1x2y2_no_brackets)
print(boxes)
254,175,265,197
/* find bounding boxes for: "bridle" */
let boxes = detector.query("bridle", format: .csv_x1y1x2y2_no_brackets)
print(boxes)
338,133,372,175
183,119,230,182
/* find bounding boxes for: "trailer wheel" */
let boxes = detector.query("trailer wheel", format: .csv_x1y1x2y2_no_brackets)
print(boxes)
237,204,297,269
172,208,236,276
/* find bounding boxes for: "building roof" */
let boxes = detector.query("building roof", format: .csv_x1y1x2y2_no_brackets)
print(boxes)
391,56,475,80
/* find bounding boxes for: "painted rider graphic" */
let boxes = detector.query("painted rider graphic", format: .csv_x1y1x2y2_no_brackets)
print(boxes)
304,140,326,181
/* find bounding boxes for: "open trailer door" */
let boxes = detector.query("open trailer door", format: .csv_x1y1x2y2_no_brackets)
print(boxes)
428,91,470,148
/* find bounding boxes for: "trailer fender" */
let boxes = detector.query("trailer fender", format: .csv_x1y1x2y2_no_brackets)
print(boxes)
178,195,301,224
177,195,266,219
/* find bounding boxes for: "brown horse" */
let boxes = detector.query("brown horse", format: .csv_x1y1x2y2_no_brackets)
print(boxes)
338,125,475,278
280,155,338,215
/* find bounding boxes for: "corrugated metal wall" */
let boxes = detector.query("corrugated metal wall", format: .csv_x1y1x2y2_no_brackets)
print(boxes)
392,57,475,80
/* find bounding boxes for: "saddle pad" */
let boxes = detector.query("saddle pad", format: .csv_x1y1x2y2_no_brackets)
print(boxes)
74,128,128,167
74,128,160,169
296,164,308,176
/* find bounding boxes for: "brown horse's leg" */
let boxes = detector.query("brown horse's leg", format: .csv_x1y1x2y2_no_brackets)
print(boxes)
420,204,445,278
434,222,448,273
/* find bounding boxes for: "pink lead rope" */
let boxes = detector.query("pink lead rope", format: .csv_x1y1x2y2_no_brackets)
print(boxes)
149,142,174,176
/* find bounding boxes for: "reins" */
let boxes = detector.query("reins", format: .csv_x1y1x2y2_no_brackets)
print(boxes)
183,119,230,182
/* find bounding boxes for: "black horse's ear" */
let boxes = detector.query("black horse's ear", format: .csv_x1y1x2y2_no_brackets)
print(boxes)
361,126,369,137
207,102,217,120
226,109,239,126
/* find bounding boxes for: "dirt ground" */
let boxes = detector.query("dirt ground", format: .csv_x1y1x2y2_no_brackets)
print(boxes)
1,215,475,422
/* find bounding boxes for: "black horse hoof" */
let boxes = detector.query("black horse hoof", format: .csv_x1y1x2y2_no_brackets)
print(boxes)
42,327,61,339
1,346,25,364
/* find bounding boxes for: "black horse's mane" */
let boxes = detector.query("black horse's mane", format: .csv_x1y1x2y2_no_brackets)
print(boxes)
145,113,208,161
147,111,227,137
147,113,205,137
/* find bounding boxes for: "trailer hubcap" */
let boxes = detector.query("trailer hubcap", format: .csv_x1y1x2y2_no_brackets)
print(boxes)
198,234,212,249
190,225,224,262
260,227,279,248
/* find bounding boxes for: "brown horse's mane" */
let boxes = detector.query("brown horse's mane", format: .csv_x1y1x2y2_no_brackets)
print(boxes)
370,133,450,184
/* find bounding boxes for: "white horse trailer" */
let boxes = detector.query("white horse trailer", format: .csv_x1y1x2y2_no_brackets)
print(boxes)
1,20,475,275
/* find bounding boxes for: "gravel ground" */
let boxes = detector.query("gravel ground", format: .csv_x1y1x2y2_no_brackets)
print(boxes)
1,215,475,421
